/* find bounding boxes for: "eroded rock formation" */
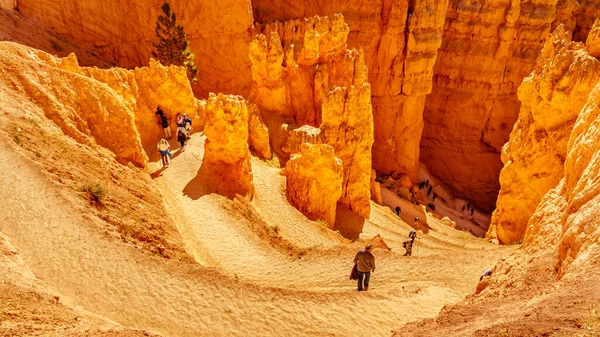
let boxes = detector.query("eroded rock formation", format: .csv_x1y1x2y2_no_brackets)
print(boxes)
251,14,374,218
248,103,272,160
252,0,448,182
488,24,600,244
202,93,254,199
282,143,343,226
0,42,147,167
420,0,589,212
16,0,253,96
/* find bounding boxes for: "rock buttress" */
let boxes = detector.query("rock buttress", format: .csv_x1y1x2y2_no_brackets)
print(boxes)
488,23,600,244
283,143,343,227
250,14,374,218
202,93,254,199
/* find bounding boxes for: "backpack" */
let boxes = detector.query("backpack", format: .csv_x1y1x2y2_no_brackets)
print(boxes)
160,115,169,127
184,116,192,126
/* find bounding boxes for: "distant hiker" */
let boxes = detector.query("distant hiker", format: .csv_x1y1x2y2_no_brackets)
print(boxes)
353,244,376,291
395,206,401,216
157,138,172,167
425,179,430,187
461,205,465,212
177,129,187,151
160,113,172,139
419,181,425,189
155,106,164,117
427,186,433,196
467,202,471,210
480,268,493,281
432,192,438,202
183,113,192,137
403,229,417,256
471,208,475,216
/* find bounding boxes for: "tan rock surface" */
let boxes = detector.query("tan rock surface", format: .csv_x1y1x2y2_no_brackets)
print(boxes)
0,42,147,167
420,0,584,212
282,143,343,227
202,93,254,199
252,1,448,182
17,0,253,96
488,25,600,245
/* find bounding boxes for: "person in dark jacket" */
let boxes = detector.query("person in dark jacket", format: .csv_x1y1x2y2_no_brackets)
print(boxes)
353,244,375,291
177,129,187,151
403,229,417,256
395,206,401,216
160,113,171,139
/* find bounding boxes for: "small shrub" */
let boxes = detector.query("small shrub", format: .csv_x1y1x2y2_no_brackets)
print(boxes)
316,219,329,227
271,225,280,234
81,182,105,203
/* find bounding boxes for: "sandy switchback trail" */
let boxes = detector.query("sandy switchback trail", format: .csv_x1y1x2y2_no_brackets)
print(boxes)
1,135,510,336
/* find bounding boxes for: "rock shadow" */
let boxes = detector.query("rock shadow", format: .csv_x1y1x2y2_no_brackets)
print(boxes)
333,204,365,240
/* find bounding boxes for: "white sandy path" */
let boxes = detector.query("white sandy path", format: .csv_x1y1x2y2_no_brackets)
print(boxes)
0,135,509,336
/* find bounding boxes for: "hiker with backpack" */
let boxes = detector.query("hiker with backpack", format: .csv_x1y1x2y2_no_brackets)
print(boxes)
183,113,192,138
156,106,171,139
403,228,417,256
177,128,187,152
157,138,172,167
352,244,375,291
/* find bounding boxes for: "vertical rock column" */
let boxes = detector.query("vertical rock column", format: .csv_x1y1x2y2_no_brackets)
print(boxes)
250,14,374,219
283,143,343,227
203,93,255,199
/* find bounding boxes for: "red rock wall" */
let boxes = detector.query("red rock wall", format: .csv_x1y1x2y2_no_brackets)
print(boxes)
420,0,588,212
17,0,253,97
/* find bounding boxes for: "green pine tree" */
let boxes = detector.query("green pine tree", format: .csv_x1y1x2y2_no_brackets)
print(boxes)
151,2,198,83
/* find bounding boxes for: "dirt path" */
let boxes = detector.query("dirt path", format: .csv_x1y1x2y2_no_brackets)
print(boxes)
0,135,511,336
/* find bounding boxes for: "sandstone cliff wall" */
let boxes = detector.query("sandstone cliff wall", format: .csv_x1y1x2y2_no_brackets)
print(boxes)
0,42,147,167
487,24,600,244
252,0,448,182
420,0,589,212
17,0,253,97
250,14,374,218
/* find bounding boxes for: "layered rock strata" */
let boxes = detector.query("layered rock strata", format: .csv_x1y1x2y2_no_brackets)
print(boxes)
488,24,600,244
251,14,374,218
420,0,586,212
282,143,343,226
202,93,254,199
16,0,253,96
252,1,448,182
0,42,147,166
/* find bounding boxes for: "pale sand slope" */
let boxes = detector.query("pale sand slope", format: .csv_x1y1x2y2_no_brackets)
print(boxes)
1,132,511,336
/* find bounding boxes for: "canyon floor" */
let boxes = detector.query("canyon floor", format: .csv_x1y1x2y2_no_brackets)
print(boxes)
0,117,512,336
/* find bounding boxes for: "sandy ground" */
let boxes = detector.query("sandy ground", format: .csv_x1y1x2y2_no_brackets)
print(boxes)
0,130,512,336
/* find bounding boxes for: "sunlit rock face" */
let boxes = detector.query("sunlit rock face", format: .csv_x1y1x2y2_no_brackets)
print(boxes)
488,23,600,244
252,0,448,183
283,143,343,227
250,14,374,219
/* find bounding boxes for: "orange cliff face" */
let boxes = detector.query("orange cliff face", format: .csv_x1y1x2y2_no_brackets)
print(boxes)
488,23,600,245
252,0,448,182
15,0,254,97
250,14,374,219
419,0,587,212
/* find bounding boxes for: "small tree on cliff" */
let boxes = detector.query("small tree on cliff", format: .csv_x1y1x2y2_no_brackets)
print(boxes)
151,2,198,83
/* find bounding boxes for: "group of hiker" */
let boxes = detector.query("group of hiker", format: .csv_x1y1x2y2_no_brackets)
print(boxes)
351,216,490,292
462,202,476,216
155,106,193,167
